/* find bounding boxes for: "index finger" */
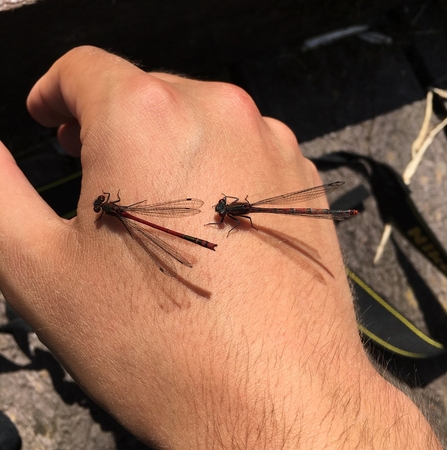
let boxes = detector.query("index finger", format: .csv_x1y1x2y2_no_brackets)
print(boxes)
26,46,143,128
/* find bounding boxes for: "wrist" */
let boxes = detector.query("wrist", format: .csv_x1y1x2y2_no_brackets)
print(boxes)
154,281,441,449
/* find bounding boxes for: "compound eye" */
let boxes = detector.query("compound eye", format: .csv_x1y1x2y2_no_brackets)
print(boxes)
93,195,106,212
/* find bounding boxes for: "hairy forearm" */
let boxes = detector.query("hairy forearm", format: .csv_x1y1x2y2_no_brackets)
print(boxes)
177,334,442,449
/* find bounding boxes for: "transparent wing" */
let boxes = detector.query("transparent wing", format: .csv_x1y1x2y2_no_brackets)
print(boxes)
124,218,193,277
125,198,204,218
252,182,344,206
257,208,357,220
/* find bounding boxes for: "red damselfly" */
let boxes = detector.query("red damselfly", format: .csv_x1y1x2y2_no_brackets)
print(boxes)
211,181,358,235
93,192,217,276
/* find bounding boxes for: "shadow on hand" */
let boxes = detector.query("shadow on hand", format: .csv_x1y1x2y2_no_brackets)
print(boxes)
225,221,334,284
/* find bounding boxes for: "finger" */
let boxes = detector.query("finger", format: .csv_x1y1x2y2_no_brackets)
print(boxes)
58,119,82,156
26,46,144,128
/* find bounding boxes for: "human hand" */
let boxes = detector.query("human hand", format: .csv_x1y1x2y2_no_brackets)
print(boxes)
0,46,440,448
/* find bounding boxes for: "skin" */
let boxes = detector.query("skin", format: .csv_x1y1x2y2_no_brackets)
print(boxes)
0,46,442,449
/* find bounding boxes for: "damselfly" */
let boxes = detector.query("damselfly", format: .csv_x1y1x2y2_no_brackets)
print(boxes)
93,192,217,276
211,181,358,235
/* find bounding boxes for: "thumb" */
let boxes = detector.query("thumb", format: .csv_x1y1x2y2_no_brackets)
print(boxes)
0,141,65,286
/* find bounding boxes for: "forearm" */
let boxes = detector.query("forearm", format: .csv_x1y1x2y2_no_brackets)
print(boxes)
152,318,441,449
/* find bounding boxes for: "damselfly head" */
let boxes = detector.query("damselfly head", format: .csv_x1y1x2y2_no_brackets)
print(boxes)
214,198,227,215
93,195,106,213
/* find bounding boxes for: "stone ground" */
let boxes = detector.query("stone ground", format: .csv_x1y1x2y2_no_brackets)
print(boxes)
1,0,447,448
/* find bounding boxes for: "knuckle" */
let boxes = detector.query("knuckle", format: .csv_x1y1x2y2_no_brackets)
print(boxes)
265,117,299,146
124,76,181,119
211,82,259,117
304,158,319,177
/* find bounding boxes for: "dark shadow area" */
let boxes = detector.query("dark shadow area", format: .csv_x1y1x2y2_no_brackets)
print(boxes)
232,39,425,143
392,237,447,346
357,237,447,387
230,1,447,143
0,0,432,153
0,410,22,450
364,341,447,388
